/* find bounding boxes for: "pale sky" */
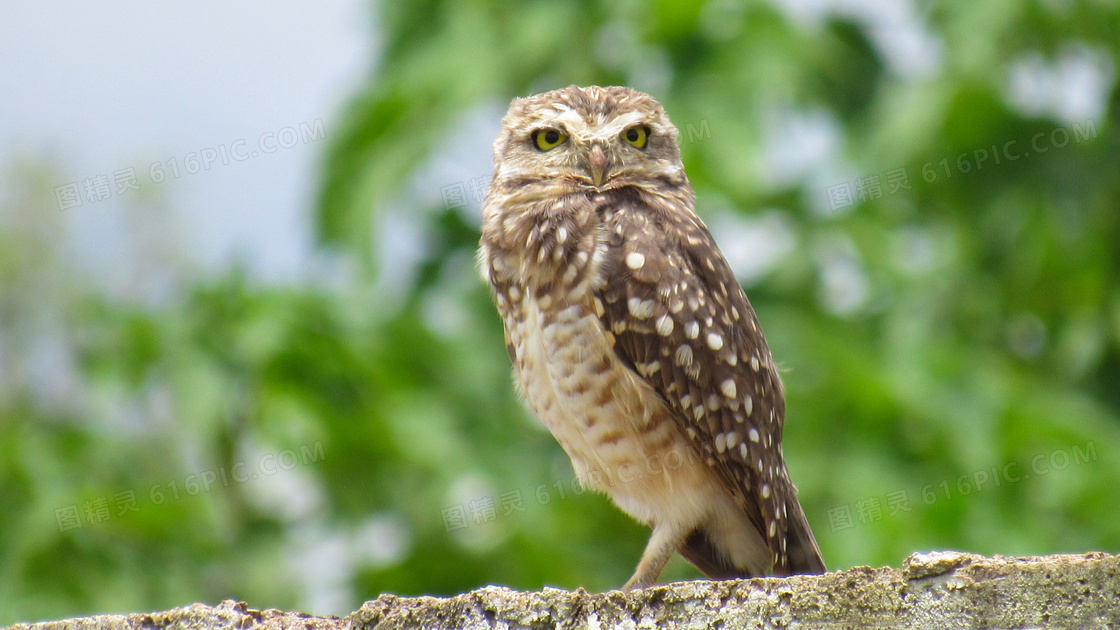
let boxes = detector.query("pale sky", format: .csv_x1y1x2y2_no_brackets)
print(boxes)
0,1,372,284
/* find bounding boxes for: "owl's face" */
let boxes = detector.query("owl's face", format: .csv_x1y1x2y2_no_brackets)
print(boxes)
491,85,686,195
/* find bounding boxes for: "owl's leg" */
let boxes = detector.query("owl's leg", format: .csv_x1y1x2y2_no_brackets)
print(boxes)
623,523,685,590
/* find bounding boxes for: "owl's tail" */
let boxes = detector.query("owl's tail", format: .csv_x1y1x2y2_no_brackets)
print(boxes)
776,497,827,576
678,500,825,579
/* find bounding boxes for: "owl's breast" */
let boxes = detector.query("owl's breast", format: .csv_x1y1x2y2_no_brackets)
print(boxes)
500,283,742,535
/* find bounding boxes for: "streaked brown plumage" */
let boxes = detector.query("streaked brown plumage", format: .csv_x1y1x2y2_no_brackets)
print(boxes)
478,85,825,589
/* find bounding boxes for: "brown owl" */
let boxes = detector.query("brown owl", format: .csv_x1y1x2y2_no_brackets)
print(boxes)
478,85,825,590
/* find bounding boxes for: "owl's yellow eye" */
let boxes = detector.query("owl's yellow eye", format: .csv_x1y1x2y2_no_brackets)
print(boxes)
533,128,568,151
622,126,649,149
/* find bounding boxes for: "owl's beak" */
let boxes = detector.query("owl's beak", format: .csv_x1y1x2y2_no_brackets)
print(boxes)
589,146,607,187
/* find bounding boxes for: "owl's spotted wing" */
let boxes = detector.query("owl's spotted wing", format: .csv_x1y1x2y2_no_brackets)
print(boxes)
595,192,824,576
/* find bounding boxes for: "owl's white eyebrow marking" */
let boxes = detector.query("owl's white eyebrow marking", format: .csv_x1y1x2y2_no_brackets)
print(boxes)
549,108,586,129
588,114,651,143
602,111,648,134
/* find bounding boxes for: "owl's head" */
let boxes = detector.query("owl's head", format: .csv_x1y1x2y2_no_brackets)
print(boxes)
491,85,685,193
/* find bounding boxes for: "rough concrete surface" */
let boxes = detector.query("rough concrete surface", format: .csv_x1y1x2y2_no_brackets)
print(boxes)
6,552,1119,630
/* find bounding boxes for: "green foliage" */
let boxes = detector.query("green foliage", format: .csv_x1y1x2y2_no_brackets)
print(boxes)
3,0,1120,623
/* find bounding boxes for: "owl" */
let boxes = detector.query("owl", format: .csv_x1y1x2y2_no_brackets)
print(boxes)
478,85,825,590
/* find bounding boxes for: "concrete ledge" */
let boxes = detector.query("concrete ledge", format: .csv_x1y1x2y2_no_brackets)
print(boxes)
8,552,1119,629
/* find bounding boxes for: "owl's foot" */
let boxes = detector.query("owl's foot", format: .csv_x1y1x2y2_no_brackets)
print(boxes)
622,523,685,591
